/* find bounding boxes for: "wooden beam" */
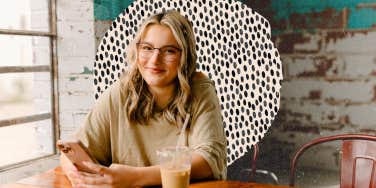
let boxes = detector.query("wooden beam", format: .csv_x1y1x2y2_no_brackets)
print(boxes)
50,0,60,154
0,65,50,74
0,29,56,37
0,113,51,128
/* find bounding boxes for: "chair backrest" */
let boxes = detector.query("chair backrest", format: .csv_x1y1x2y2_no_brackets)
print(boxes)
250,143,259,180
341,139,376,188
289,134,376,187
248,143,279,184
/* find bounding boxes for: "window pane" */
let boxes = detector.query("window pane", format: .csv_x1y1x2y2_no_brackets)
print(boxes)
0,119,54,167
0,35,51,67
0,72,51,121
0,0,50,32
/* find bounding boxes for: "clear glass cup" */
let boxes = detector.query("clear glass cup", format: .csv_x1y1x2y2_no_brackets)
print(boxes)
157,146,192,188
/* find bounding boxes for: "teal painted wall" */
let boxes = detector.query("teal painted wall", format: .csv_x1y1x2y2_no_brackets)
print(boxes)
95,0,376,29
94,0,133,20
94,0,247,20
270,0,376,29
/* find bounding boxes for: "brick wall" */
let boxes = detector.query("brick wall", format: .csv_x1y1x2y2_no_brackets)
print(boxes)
246,0,376,173
57,0,96,140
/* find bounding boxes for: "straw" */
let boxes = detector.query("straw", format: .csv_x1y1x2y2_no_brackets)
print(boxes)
176,113,190,147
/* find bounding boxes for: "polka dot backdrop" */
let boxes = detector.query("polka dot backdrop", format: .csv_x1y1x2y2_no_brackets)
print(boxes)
94,0,282,165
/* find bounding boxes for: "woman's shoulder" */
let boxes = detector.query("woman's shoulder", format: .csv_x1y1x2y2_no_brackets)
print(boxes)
95,80,123,104
192,72,213,85
190,72,221,113
192,71,208,81
191,72,216,95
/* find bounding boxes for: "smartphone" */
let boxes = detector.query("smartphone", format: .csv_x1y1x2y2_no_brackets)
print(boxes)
57,139,98,173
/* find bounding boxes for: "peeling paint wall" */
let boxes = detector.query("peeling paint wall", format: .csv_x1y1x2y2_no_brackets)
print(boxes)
245,0,376,179
248,0,376,32
57,0,96,140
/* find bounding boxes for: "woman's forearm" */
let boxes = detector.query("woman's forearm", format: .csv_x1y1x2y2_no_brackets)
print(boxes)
191,152,213,179
134,165,161,186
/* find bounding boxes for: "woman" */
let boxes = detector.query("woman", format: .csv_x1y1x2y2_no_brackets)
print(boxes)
61,10,226,187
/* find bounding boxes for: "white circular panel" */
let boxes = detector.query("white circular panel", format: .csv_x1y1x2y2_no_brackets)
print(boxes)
94,0,283,165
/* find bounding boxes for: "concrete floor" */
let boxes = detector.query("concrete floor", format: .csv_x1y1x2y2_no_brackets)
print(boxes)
227,149,340,187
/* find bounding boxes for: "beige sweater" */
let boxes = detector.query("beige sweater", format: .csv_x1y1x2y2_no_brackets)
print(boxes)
74,77,227,179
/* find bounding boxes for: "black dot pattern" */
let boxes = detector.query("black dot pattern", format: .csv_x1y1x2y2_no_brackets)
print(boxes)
94,0,282,165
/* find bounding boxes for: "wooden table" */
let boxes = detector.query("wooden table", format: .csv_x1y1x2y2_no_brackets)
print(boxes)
190,181,291,188
0,167,291,188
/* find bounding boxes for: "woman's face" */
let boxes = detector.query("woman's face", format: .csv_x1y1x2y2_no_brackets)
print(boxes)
137,24,181,91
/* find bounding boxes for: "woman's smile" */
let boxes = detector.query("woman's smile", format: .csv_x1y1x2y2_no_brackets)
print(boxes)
145,66,165,74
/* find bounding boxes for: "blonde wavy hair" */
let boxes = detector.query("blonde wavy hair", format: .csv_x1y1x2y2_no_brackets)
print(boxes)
120,10,197,125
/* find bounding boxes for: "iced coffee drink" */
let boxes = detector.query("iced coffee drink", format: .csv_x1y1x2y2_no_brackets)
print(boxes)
161,166,190,188
157,146,192,188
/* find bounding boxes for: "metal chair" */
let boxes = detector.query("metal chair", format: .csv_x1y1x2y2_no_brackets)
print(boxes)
248,144,279,184
289,134,376,187
227,143,279,184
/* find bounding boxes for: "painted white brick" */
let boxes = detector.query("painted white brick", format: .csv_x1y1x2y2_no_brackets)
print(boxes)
287,56,316,77
323,81,374,102
282,79,374,103
59,93,94,112
57,0,94,22
60,111,90,129
59,111,75,127
282,98,376,130
58,21,95,39
57,0,95,143
285,54,344,78
341,54,376,77
59,60,93,75
326,31,376,54
281,79,321,99
59,129,77,140
57,37,95,57
345,104,376,126
282,101,338,124
72,111,90,126
59,76,94,93
294,33,322,52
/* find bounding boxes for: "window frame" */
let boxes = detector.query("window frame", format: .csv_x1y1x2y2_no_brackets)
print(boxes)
0,0,59,171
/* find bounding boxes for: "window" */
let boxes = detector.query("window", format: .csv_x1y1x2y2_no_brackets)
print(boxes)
0,0,58,170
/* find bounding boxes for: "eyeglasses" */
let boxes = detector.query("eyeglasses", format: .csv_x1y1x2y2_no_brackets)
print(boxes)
137,42,182,62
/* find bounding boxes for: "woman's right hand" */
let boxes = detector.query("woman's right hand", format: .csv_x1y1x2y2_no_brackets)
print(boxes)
60,153,80,186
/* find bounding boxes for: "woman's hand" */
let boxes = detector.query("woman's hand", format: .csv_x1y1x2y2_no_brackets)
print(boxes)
60,154,80,186
71,162,141,188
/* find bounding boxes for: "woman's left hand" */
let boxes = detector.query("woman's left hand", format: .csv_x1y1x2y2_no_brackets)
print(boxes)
71,162,141,188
